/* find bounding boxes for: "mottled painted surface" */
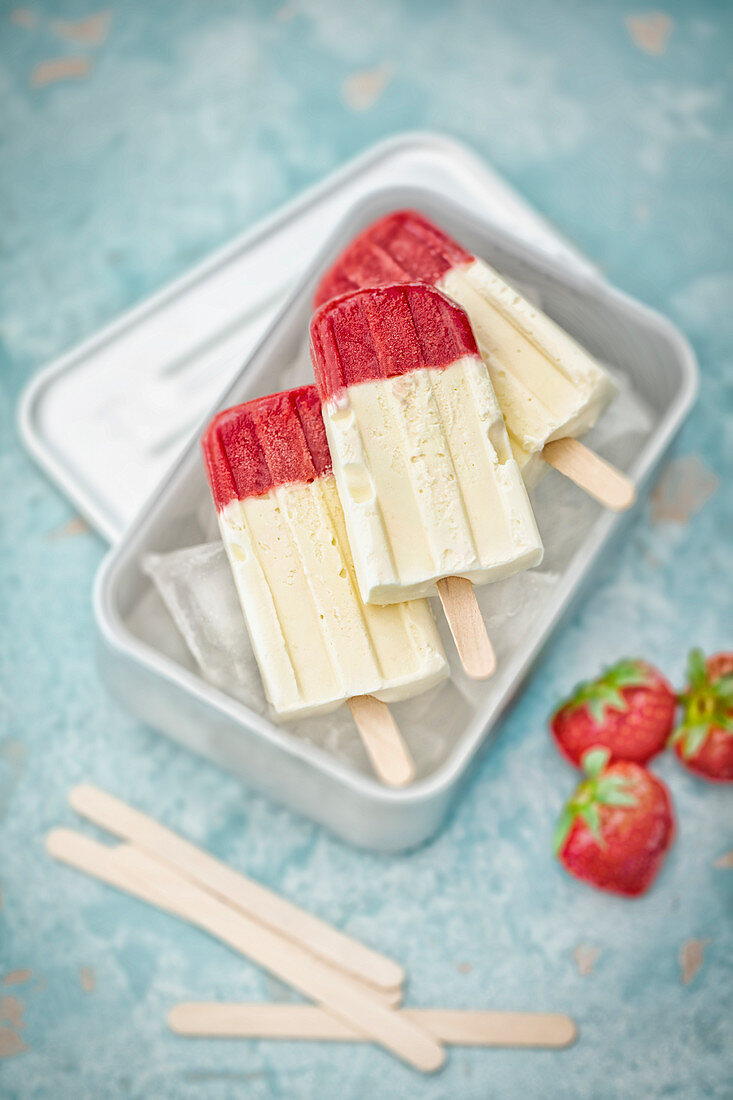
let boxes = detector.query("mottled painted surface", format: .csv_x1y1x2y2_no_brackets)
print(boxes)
1,2,732,1098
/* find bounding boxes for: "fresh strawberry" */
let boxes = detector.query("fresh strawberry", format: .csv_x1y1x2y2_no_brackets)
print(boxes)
550,659,676,767
553,749,674,897
670,649,733,782
705,652,733,681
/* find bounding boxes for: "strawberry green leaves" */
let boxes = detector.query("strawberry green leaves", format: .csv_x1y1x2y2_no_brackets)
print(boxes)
595,774,638,807
552,806,579,856
552,746,637,855
551,660,676,767
557,659,652,726
670,648,733,760
716,678,733,704
686,647,708,691
670,724,711,759
581,747,609,779
578,802,602,843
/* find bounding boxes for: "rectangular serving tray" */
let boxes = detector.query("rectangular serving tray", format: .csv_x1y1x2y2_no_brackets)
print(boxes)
93,185,697,852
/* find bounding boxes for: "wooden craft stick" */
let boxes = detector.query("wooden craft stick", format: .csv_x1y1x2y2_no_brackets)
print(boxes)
68,784,403,995
168,1003,577,1048
347,696,416,787
543,438,636,512
46,830,443,1073
437,576,496,679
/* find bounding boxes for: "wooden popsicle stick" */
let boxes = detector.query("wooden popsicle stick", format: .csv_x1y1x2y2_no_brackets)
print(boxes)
543,438,636,512
46,830,443,1073
46,828,398,1007
347,696,416,787
436,576,496,680
168,1003,577,1049
68,784,403,995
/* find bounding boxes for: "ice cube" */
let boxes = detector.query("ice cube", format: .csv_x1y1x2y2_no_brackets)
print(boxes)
295,676,474,780
584,366,654,469
442,569,561,708
530,473,600,572
295,707,369,772
142,542,266,713
196,493,221,543
475,568,560,643
127,583,198,672
393,677,474,779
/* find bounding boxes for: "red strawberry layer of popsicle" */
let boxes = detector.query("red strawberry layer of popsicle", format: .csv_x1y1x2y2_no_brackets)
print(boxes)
310,282,478,403
310,282,543,606
203,386,331,510
315,210,471,306
314,210,615,487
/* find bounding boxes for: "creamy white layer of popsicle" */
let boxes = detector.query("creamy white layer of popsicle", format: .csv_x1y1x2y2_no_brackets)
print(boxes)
201,386,448,719
310,283,543,605
314,210,616,487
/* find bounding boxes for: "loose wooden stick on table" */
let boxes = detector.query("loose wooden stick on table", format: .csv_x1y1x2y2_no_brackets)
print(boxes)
69,784,403,995
46,830,441,1073
543,438,636,512
437,577,496,680
168,1003,577,1049
347,696,416,787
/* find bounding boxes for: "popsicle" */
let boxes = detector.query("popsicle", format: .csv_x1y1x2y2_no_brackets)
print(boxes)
201,385,448,785
314,210,634,510
310,282,544,678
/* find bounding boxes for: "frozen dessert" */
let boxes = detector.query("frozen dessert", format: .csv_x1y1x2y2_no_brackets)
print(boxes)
201,386,448,720
310,283,543,607
314,210,617,488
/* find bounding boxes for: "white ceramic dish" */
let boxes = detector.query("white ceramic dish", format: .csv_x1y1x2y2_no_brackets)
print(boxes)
92,186,697,851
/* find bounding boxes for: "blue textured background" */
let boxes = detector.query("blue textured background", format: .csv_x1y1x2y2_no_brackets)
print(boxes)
1,2,731,1097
